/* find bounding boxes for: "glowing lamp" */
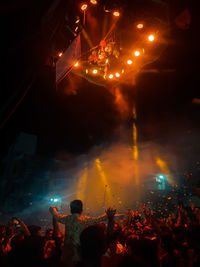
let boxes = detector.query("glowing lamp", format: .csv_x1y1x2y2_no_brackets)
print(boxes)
113,11,120,17
54,198,59,203
148,34,155,42
137,23,144,29
74,62,79,67
90,0,97,4
134,51,140,57
127,59,133,65
115,72,120,77
81,4,88,11
109,74,114,79
121,69,125,74
58,52,63,57
93,69,98,74
86,69,89,74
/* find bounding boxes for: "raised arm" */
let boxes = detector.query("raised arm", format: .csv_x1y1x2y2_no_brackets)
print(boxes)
49,206,68,224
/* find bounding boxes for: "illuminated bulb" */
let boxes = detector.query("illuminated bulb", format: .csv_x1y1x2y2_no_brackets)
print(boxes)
137,23,144,29
121,69,125,74
86,69,88,74
58,52,63,57
93,69,98,74
90,0,97,4
115,72,120,77
81,4,88,11
127,59,133,65
109,74,114,79
74,62,79,67
75,26,79,32
113,11,120,17
148,34,155,42
75,18,80,24
134,51,140,57
106,59,109,64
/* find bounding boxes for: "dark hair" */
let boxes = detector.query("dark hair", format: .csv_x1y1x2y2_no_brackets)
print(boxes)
70,200,83,214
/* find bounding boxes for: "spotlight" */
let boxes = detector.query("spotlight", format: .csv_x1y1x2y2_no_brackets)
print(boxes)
81,4,88,11
127,59,133,65
109,74,114,79
115,72,120,77
90,0,97,4
93,69,98,74
137,23,144,29
134,51,140,57
58,52,63,57
113,11,120,17
74,62,79,67
148,34,155,42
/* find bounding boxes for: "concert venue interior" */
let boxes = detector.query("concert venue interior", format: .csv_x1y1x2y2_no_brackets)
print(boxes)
0,0,199,226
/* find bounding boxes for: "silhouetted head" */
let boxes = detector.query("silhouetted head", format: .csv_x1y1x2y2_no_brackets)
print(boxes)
70,200,83,214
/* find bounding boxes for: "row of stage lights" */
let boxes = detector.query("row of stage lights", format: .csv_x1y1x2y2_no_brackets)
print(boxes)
71,31,155,80
81,0,120,17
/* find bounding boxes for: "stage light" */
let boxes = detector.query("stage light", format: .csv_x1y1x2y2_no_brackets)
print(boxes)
75,18,80,24
81,4,88,11
121,69,125,74
137,23,144,29
115,72,120,77
127,59,133,65
148,34,155,42
54,198,59,202
134,50,140,57
93,69,98,74
74,62,79,67
113,11,120,17
86,69,89,74
58,52,63,57
90,0,97,4
109,74,114,79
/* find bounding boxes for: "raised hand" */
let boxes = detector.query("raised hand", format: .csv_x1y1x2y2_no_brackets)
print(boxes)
106,207,116,219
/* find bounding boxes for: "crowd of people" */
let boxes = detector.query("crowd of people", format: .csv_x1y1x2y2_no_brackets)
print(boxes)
1,178,200,267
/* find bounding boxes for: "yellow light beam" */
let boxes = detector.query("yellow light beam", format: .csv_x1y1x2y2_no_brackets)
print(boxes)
132,106,139,185
95,158,112,206
155,157,173,185
76,166,88,201
81,28,94,48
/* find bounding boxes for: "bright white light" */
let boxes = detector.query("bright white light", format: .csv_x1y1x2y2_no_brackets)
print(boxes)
54,198,59,202
109,74,114,79
159,175,164,179
50,198,53,202
115,72,120,77
74,62,79,67
127,59,133,65
137,23,144,29
90,0,97,4
81,4,88,11
134,51,140,57
93,69,98,74
58,52,63,57
113,11,120,17
148,34,155,42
